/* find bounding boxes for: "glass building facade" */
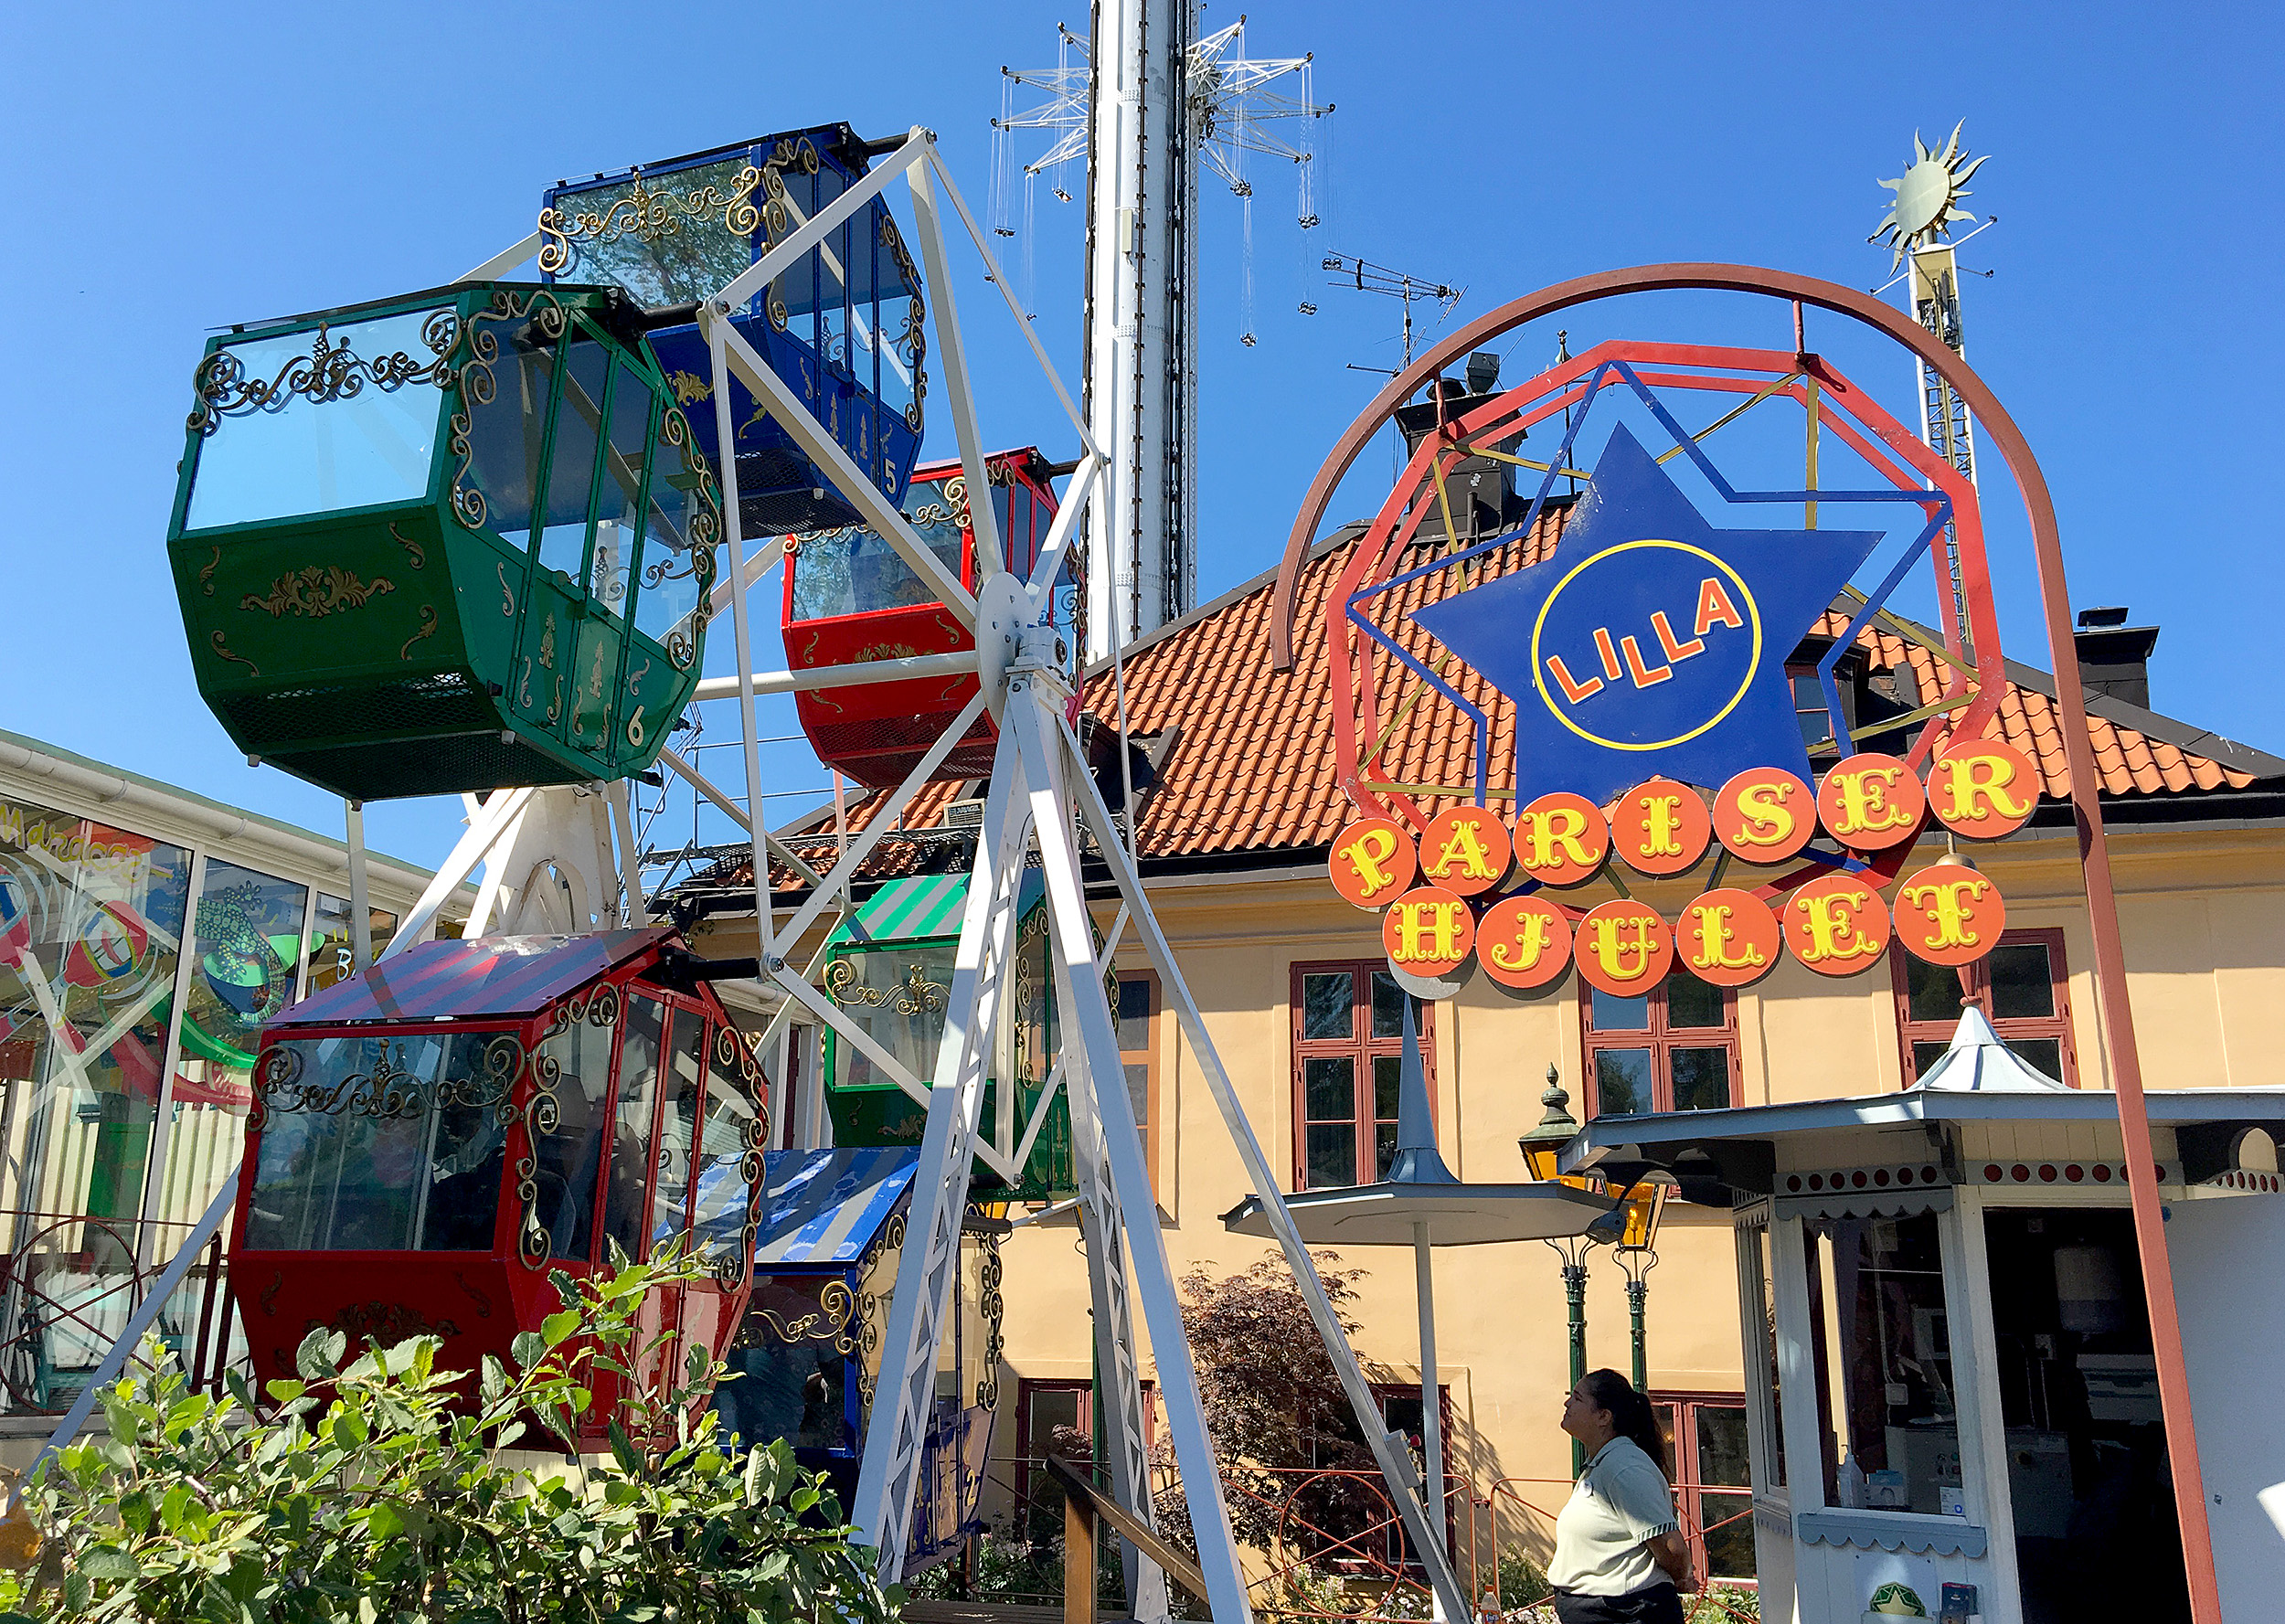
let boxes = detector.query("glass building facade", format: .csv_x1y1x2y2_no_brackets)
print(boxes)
0,755,436,1418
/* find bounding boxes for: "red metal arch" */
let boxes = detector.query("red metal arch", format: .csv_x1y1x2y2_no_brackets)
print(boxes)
1267,262,2221,1623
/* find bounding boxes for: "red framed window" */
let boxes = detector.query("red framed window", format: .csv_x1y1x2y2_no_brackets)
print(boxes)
1017,1377,1095,1541
1893,927,2075,1087
1652,1393,1756,1589
1579,971,1738,1118
1291,964,1433,1190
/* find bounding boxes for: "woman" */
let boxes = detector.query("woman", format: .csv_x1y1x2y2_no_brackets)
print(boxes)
1547,1368,1695,1624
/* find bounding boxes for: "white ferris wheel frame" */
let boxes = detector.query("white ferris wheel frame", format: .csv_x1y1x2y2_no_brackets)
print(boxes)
366,127,1474,1624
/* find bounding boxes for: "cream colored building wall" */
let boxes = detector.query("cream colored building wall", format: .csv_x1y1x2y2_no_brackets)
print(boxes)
698,811,2285,1555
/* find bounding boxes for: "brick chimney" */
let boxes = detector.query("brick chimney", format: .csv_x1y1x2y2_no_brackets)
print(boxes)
2074,607,2159,709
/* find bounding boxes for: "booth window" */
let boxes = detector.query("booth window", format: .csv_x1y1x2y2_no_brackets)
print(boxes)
1802,1210,1962,1518
1291,964,1433,1190
1652,1394,1755,1588
1120,971,1159,1192
1581,971,1738,1117
1894,928,2075,1087
1740,1218,1786,1491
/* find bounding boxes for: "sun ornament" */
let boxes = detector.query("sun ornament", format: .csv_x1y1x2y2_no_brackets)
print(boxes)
1869,122,1989,269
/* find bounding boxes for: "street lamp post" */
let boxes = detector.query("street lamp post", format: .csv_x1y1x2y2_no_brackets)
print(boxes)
1520,1066,1605,1474
1609,1179,1669,1395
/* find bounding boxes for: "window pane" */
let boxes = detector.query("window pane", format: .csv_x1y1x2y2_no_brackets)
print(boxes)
1987,942,2056,1020
245,1032,509,1252
537,334,608,578
714,1276,849,1451
533,1011,613,1261
824,946,954,1091
1590,988,1650,1032
1696,1406,1750,1487
1805,1213,1960,1516
1911,1040,1950,1078
1593,1048,1653,1116
1670,1047,1732,1112
549,157,758,306
185,310,449,530
1698,1490,1756,1579
603,995,663,1262
1303,1056,1355,1121
303,892,399,997
1306,1124,1357,1189
1374,1123,1398,1181
1905,954,1964,1025
1118,977,1153,1051
1370,973,1406,1039
590,358,652,622
1373,1055,1401,1122
1124,1062,1150,1130
693,1027,761,1246
465,333,554,553
1302,973,1354,1041
2004,1037,2063,1083
1665,973,1726,1031
650,1011,705,1246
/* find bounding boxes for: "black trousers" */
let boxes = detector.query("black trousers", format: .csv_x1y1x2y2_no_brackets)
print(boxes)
1550,1583,1685,1624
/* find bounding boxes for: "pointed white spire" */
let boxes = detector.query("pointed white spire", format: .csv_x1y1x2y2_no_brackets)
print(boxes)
1384,995,1459,1184
1909,1004,2068,1093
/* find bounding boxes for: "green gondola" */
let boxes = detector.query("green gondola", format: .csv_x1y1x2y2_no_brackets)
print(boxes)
166,282,721,802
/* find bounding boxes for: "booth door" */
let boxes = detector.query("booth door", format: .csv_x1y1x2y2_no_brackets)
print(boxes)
652,1008,767,1394
649,1005,717,1394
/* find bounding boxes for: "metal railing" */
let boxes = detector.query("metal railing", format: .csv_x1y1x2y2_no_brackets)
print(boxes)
0,1208,247,1420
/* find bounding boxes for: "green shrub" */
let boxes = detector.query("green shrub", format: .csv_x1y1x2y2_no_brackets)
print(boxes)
0,1247,898,1624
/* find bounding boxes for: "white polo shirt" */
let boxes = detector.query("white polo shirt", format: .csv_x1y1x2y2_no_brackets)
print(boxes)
1546,1436,1679,1597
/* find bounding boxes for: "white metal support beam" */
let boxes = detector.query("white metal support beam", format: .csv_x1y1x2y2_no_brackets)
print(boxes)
1010,683,1245,1624
1048,705,1474,1624
707,324,777,970
700,309,975,626
384,786,534,959
851,727,1031,1574
907,151,1004,578
689,648,980,705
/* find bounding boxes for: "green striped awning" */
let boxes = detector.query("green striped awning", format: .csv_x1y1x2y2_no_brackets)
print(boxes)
823,870,1047,951
827,874,972,949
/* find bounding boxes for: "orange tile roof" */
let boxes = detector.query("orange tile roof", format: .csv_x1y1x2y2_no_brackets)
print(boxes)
709,519,2277,893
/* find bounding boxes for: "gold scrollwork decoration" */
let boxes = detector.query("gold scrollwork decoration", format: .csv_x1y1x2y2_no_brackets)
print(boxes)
399,604,440,662
389,522,426,569
823,958,948,1017
445,290,571,533
187,310,460,438
240,565,395,620
209,631,259,676
199,547,220,596
665,369,711,405
974,1233,1005,1410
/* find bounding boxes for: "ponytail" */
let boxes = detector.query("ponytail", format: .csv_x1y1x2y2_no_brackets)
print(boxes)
1580,1368,1668,1479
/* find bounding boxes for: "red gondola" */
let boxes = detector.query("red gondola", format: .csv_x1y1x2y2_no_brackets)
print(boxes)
783,447,1066,789
231,929,765,1440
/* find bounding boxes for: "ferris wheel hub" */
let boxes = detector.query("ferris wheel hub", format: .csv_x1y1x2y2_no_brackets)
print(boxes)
974,572,1031,719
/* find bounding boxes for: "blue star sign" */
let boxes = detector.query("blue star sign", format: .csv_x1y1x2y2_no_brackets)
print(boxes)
1413,425,1882,805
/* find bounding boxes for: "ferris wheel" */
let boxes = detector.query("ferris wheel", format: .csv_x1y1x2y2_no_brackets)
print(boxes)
133,121,1479,1624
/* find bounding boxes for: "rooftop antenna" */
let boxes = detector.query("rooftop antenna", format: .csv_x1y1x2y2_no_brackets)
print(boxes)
994,8,1333,663
1869,121,1996,648
1319,252,1464,377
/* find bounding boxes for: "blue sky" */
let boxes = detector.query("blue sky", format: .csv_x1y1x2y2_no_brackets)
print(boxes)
5,2,2280,874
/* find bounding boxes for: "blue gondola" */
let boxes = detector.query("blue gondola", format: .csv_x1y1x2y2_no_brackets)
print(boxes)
539,125,926,537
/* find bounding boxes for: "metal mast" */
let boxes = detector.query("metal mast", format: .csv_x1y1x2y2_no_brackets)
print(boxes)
999,8,1329,662
1870,122,1992,646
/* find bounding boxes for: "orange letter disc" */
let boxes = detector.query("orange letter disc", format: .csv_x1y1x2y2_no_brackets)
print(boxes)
1815,753,1926,852
1712,768,1814,864
1781,871,1893,976
1928,739,2038,840
1512,792,1610,886
1328,816,1417,908
1895,860,2007,967
1610,778,1711,876
1574,900,1674,996
1677,888,1782,989
1478,894,1573,991
1419,804,1513,896
1382,886,1476,977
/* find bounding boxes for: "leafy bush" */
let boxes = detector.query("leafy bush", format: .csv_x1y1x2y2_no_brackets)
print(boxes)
0,1248,898,1624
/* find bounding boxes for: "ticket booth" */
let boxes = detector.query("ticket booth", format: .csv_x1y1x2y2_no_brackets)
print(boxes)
1564,1011,2285,1624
